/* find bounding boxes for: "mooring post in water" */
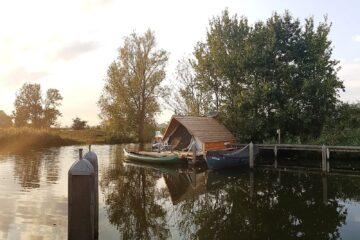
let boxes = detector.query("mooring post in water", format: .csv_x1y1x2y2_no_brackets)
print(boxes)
249,142,254,168
84,145,99,240
321,145,328,173
68,148,95,240
192,143,197,165
274,145,278,168
326,148,330,172
322,175,328,205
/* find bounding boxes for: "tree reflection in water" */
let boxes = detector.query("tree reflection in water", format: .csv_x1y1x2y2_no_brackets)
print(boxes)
175,169,348,240
101,150,360,240
100,158,170,240
13,149,60,189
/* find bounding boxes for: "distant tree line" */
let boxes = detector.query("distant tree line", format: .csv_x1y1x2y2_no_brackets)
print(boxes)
0,110,12,128
0,83,64,129
11,83,63,128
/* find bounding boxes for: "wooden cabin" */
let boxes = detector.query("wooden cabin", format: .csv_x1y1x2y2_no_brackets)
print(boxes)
162,115,235,155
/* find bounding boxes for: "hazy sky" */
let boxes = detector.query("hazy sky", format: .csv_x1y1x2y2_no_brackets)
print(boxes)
0,0,359,126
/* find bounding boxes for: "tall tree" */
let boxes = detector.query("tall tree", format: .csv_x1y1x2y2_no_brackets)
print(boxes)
189,10,343,141
13,83,43,127
99,30,168,143
194,9,250,113
13,83,63,128
43,89,63,127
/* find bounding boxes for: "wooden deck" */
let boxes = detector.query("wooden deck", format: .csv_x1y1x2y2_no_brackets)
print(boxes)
235,143,360,153
235,143,360,173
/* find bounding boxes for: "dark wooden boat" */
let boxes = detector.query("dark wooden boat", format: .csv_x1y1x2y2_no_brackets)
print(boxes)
123,149,181,164
205,145,259,170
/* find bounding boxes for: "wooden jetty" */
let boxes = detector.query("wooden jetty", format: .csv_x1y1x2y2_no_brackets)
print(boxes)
237,143,360,173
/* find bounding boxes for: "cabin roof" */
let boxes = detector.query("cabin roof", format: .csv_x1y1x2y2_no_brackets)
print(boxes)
163,115,235,143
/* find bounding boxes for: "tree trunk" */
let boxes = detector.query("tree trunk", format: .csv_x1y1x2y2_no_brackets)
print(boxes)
138,110,145,143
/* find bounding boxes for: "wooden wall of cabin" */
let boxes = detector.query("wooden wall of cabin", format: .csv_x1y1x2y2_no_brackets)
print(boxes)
204,141,235,151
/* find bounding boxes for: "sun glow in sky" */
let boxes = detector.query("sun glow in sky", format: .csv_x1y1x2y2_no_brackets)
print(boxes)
0,0,359,126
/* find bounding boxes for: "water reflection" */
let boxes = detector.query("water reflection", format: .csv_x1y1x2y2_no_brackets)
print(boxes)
175,170,348,240
0,147,66,239
12,149,61,189
100,154,170,239
100,149,360,240
0,144,359,239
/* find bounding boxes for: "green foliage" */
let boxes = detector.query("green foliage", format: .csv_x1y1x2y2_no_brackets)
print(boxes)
167,58,212,116
191,10,343,142
315,103,360,145
71,117,88,130
13,83,63,128
0,110,12,127
99,29,168,143
43,89,63,127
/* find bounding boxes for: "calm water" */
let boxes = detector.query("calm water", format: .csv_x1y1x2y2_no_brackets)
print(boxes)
1,144,360,239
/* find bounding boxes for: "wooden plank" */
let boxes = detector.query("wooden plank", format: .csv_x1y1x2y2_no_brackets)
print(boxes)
234,143,360,153
204,141,235,151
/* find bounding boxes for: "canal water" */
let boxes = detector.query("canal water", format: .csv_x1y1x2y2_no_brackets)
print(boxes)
0,144,360,239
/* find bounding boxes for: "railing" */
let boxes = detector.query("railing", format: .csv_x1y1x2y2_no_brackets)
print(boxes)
242,143,360,173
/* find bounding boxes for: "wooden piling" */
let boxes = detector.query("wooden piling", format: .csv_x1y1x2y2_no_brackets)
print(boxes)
192,143,197,165
249,142,254,168
274,145,278,168
68,149,95,240
321,145,327,173
84,145,99,239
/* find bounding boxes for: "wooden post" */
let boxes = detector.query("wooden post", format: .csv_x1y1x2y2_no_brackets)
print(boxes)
321,145,327,173
84,146,99,239
274,145,278,168
68,149,95,240
249,142,254,169
192,143,197,165
326,148,330,172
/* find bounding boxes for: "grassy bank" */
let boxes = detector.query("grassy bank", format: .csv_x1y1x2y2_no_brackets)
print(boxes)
0,127,110,153
54,128,107,144
0,127,79,153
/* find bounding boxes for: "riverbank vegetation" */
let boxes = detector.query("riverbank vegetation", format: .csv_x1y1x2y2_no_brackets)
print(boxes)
0,128,77,153
0,127,113,153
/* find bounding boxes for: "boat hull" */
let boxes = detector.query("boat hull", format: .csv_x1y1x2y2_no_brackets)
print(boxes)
123,149,181,164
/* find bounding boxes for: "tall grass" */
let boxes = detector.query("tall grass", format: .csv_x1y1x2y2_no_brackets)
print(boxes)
0,127,79,153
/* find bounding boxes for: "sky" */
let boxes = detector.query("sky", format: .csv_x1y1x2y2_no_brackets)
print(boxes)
0,0,359,126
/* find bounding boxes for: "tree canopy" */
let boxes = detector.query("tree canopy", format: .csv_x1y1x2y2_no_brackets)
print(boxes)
0,110,12,128
71,117,88,130
13,83,63,128
99,29,168,143
184,10,343,142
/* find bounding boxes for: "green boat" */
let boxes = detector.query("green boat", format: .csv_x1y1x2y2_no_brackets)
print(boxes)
123,149,181,164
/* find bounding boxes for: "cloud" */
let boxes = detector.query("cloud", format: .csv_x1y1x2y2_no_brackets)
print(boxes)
56,41,99,61
0,67,49,87
353,35,360,42
338,59,360,102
